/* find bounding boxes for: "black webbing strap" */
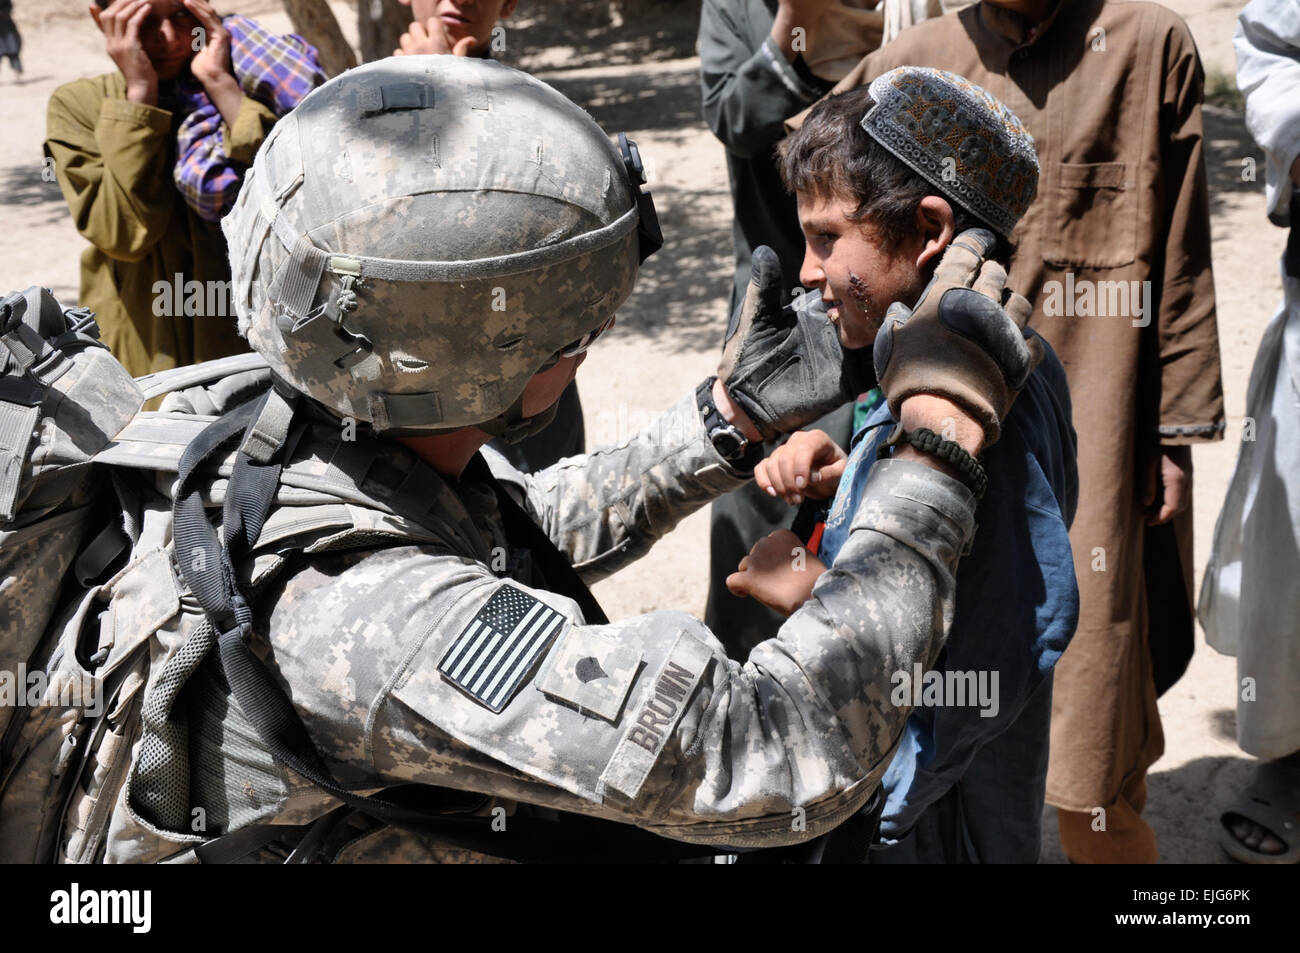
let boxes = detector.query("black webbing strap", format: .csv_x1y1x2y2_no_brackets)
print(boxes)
173,404,734,862
462,453,609,626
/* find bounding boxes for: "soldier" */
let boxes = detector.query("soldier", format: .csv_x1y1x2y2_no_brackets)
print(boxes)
71,56,1040,862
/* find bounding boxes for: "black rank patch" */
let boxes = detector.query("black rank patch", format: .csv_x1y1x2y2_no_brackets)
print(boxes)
438,584,566,712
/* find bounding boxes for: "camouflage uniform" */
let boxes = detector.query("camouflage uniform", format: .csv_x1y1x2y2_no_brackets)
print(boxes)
13,60,1027,863
87,386,974,862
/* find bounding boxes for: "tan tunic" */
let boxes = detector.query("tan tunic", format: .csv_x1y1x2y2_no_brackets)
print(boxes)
803,0,1225,808
45,72,262,378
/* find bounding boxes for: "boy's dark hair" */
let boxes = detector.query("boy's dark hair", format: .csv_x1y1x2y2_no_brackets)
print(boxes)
780,86,996,253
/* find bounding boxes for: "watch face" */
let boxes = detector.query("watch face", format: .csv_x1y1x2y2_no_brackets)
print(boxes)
712,428,744,458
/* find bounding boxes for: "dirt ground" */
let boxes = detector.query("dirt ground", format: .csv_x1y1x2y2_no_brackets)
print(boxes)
0,0,1286,864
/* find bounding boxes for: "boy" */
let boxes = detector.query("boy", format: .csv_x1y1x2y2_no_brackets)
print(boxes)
394,0,518,57
729,70,1080,862
45,0,323,376
800,0,1227,863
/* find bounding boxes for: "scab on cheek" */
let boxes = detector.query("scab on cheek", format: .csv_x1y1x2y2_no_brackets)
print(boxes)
848,272,871,304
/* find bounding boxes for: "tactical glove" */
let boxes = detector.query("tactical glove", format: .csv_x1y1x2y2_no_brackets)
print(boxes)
717,246,871,442
872,229,1043,446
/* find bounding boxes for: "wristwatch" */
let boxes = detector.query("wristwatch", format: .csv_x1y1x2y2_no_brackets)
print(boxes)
697,377,762,468
877,424,988,499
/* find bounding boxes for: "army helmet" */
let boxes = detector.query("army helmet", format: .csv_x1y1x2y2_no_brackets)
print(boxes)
223,56,658,436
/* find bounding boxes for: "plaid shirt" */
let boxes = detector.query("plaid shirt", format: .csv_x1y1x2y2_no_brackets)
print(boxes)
173,16,325,223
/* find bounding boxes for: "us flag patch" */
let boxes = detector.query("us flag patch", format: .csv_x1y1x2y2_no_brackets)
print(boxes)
438,584,567,712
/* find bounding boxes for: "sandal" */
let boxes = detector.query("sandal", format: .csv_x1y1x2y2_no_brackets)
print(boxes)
1218,760,1300,864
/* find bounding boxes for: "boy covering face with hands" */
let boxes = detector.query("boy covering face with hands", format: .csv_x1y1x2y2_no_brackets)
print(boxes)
727,70,1080,863
395,0,518,57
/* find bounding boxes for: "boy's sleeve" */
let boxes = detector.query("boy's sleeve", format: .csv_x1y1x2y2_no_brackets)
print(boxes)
174,95,277,222
1152,23,1225,444
45,82,176,263
223,95,278,166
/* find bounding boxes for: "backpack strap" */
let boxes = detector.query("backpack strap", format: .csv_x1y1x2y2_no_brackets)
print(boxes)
0,287,103,520
462,453,609,626
135,352,270,402
170,397,736,862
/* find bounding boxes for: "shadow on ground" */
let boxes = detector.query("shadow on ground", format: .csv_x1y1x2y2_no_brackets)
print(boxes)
540,63,702,143
1039,749,1256,864
1204,104,1268,218
510,0,700,72
615,181,732,351
0,161,73,236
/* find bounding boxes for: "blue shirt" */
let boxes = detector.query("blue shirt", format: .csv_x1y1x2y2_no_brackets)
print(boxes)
817,338,1079,862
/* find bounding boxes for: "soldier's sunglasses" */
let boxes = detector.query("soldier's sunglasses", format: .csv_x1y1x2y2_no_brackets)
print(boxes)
556,314,616,358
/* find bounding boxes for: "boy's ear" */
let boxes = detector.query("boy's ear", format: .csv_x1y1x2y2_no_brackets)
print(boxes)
501,0,520,17
915,196,956,272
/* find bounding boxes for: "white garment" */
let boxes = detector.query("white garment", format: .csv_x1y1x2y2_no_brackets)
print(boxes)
1200,277,1300,758
1235,0,1300,226
1199,0,1300,758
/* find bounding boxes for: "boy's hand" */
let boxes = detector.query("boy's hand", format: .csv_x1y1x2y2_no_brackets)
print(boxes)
755,429,847,504
726,529,827,617
395,18,475,56
184,0,232,86
91,0,159,105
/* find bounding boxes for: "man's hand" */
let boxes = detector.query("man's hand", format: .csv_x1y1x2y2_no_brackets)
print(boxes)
726,529,827,616
1143,444,1193,525
395,18,475,56
771,0,837,60
717,245,870,442
755,429,847,504
91,0,159,105
873,228,1042,447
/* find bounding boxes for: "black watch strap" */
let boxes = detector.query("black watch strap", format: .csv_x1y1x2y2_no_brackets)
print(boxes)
878,424,987,499
697,377,762,469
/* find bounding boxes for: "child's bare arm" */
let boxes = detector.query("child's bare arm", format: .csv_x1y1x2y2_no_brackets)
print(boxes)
726,529,828,617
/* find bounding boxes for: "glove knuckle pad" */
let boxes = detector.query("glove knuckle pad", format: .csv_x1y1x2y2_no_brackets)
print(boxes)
937,287,1030,387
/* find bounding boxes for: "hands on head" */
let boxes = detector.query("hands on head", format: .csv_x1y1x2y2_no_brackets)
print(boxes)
721,228,1044,614
91,0,163,104
179,0,229,87
90,0,231,111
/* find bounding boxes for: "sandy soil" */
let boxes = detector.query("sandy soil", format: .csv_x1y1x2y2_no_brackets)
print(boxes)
0,0,1286,863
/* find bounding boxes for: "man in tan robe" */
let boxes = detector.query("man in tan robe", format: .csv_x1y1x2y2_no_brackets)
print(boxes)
794,0,1225,861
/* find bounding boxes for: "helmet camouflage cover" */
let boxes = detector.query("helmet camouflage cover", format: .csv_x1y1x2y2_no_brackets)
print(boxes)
223,56,644,435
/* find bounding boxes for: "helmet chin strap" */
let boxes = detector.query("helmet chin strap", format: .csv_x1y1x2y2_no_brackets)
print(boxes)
474,390,561,444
